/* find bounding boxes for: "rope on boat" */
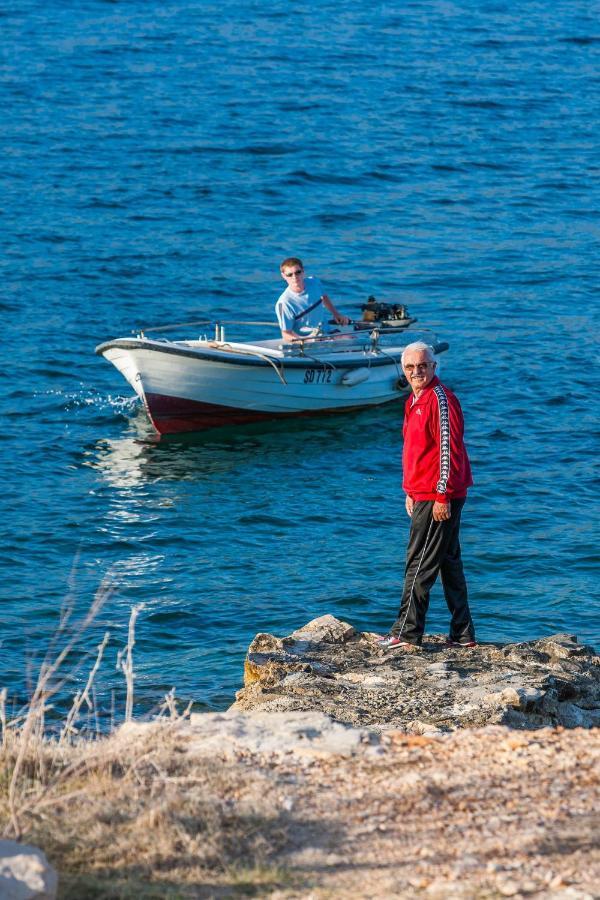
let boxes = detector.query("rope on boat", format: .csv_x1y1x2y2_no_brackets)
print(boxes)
213,343,288,385
373,345,403,381
294,350,338,373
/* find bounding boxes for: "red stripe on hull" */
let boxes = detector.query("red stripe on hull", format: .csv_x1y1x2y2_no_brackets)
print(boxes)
143,392,399,435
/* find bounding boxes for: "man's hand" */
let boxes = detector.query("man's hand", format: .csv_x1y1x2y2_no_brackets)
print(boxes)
322,294,350,326
405,495,414,517
432,501,451,522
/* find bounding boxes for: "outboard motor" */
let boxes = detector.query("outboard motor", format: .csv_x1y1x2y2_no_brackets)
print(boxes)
359,296,416,328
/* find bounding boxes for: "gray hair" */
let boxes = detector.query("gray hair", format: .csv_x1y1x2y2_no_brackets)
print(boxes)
401,341,435,366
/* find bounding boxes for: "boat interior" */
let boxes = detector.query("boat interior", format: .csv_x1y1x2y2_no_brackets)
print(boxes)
177,329,421,360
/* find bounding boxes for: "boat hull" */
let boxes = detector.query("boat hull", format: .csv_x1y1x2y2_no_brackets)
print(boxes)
142,390,399,432
97,336,445,435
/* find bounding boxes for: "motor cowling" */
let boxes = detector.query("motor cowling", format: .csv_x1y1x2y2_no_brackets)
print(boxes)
359,296,416,328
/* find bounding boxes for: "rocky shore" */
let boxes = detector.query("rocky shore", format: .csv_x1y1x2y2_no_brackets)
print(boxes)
2,618,599,899
234,615,600,733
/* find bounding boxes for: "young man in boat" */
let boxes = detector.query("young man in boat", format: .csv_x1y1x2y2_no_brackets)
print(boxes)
378,341,476,650
276,257,350,342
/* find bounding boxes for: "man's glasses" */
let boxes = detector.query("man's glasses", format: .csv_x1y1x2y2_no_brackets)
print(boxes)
404,362,433,372
284,269,303,278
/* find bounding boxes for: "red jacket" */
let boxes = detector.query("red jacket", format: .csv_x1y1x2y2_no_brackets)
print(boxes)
402,376,473,503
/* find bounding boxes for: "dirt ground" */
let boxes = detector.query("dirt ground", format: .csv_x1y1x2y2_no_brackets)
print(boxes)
3,723,595,898
264,726,600,899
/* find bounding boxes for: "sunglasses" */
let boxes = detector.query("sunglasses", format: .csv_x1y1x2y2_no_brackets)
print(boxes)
284,269,303,278
404,363,433,372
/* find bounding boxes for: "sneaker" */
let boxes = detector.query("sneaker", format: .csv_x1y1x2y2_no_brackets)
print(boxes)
445,637,477,648
377,634,420,650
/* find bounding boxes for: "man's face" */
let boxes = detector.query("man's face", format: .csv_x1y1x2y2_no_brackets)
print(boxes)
281,264,305,292
402,349,436,393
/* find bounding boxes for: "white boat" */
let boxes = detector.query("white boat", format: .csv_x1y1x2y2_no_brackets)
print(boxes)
96,304,448,436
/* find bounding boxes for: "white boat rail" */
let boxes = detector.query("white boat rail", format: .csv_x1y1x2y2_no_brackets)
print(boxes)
134,318,434,346
133,319,279,338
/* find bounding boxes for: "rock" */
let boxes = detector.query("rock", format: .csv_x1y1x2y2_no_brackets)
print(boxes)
0,840,58,899
537,634,589,660
187,709,377,757
485,686,545,710
231,618,599,733
405,720,445,736
497,879,520,896
288,614,357,644
556,701,600,728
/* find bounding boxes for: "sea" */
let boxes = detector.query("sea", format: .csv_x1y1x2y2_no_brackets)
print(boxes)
1,0,598,725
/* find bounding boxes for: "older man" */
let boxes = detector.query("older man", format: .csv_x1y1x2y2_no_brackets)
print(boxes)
276,257,349,342
378,341,476,649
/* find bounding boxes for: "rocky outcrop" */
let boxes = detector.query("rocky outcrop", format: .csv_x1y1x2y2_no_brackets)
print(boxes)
232,614,600,733
121,709,378,757
0,840,58,900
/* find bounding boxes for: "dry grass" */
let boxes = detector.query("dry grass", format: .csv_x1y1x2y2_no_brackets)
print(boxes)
0,585,295,897
0,723,295,897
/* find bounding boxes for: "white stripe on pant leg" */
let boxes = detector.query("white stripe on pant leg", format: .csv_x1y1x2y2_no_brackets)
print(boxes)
396,517,436,639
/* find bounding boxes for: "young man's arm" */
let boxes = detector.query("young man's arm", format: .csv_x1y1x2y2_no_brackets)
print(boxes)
280,328,319,342
322,294,350,326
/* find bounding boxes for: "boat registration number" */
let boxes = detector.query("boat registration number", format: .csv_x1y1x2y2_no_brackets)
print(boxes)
303,368,332,384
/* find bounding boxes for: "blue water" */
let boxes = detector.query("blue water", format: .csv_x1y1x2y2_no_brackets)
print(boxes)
1,1,598,723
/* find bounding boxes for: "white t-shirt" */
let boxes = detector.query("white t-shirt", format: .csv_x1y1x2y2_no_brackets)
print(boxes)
275,276,328,335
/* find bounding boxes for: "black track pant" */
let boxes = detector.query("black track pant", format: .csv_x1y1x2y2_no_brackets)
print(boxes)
391,498,475,645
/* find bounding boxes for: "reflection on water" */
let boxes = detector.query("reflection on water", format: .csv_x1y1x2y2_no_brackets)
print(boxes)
87,437,149,489
110,553,166,581
86,402,404,488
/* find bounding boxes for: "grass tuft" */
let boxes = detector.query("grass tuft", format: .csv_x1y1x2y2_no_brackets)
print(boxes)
0,596,295,896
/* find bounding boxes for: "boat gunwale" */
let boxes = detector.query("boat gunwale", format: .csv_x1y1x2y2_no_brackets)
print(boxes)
95,337,446,370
